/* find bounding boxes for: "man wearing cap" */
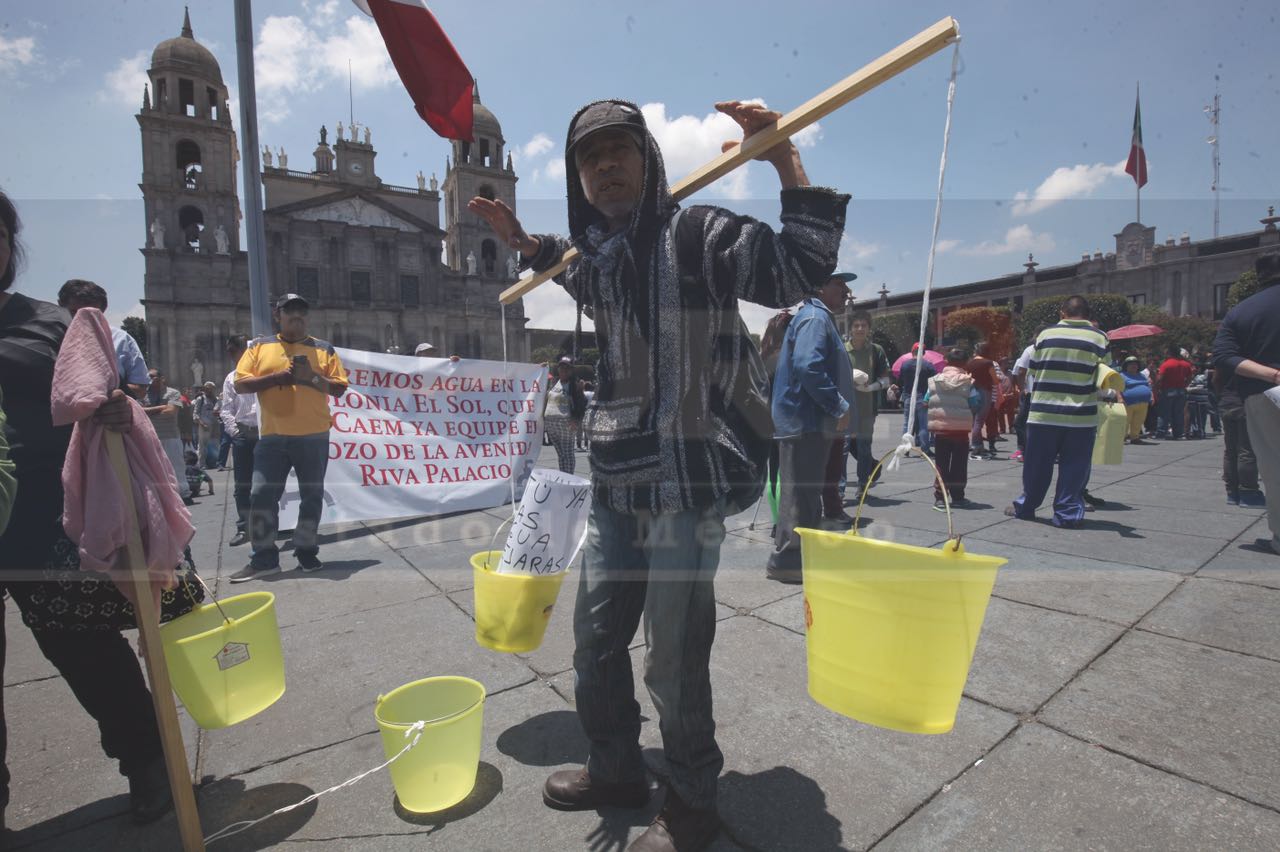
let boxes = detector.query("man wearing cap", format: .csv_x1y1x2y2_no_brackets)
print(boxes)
470,99,847,851
544,355,587,474
415,341,461,361
230,294,348,581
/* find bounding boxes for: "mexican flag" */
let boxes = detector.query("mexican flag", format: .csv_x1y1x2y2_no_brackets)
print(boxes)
352,0,474,141
1124,88,1148,188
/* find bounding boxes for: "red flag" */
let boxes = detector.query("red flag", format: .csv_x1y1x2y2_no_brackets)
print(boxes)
354,0,474,141
1124,88,1148,188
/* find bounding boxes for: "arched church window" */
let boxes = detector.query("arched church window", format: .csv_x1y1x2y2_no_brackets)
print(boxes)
481,239,497,275
178,206,205,251
178,78,196,118
206,87,218,121
480,138,491,167
460,141,471,164
176,140,202,189
477,184,495,201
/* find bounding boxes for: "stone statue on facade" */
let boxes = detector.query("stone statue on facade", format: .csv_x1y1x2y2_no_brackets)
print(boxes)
214,224,230,255
278,148,288,169
150,217,165,249
429,173,438,192
350,121,360,143
466,251,477,276
262,145,273,167
417,171,426,191
190,354,204,388
320,125,327,145
364,126,371,145
336,121,343,141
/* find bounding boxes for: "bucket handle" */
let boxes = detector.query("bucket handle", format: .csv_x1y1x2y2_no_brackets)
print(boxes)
191,570,235,625
852,445,960,551
483,515,515,570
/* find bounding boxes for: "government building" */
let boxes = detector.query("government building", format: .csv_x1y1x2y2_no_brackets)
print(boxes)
137,11,529,390
869,215,1280,334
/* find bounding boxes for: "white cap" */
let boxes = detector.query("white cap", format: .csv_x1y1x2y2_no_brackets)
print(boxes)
414,342,437,355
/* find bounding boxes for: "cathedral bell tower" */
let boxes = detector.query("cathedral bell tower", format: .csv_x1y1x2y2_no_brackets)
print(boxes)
137,7,238,257
441,85,519,280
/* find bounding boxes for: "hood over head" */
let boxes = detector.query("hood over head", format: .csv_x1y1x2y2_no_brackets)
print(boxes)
563,100,678,258
934,364,974,392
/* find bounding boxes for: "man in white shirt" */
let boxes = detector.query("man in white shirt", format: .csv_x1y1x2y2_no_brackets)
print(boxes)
220,334,259,546
1010,334,1040,461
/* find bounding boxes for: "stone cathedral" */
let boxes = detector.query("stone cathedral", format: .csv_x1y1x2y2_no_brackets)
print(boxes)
138,11,529,389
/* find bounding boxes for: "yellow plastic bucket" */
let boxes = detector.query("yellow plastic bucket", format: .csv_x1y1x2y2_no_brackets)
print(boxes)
470,550,567,653
158,591,285,730
798,529,1006,734
375,676,486,813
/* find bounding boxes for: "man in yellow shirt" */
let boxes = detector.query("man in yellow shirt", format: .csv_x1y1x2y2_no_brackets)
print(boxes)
230,294,348,581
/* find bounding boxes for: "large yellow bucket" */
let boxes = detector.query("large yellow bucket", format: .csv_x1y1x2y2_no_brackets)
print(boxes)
471,550,568,653
158,591,285,729
375,676,486,813
798,529,1006,734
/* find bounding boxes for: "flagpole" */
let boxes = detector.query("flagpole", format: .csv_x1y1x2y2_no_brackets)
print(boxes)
1135,82,1141,224
235,0,272,337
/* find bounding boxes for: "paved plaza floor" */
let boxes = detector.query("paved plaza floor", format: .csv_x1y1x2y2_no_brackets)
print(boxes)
4,415,1278,850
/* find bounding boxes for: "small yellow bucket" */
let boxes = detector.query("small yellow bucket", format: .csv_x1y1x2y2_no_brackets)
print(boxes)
375,676,486,813
159,591,285,730
470,550,568,653
798,529,1006,734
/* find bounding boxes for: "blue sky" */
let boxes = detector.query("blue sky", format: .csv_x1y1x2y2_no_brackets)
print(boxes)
1,0,1276,337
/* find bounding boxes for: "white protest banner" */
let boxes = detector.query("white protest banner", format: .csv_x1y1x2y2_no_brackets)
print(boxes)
276,350,546,529
496,469,592,575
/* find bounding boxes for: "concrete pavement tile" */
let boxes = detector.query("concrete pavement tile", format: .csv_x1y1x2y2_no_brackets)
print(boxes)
981,541,1183,623
3,612,59,686
968,519,1224,575
393,540,494,593
554,617,1018,852
1072,501,1257,541
362,510,510,550
1138,577,1280,661
1041,631,1280,810
713,532,806,612
1197,518,1280,589
877,723,1280,852
749,593,804,634
198,595,535,780
3,673,200,847
964,597,1125,714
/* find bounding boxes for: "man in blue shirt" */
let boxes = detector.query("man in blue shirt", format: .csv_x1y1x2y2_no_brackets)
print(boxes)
767,275,854,583
56,279,149,398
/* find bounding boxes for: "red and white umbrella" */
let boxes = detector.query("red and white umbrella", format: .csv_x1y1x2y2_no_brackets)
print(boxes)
1106,324,1164,341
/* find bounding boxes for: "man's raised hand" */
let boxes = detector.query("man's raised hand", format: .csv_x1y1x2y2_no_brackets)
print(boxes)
715,100,791,163
468,197,539,256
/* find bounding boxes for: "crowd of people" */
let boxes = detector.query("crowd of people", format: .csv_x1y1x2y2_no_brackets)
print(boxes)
1,85,1277,852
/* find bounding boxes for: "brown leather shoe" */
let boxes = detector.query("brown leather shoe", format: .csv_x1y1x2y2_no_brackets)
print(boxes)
627,788,720,852
543,767,649,811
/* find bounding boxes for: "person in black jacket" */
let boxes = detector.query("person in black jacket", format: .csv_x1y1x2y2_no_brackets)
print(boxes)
1213,254,1280,554
470,100,847,852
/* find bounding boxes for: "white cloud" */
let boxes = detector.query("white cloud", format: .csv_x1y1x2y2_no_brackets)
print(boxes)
959,225,1055,257
254,13,396,123
793,122,822,148
1011,160,1127,216
522,133,554,160
544,158,566,181
100,50,149,107
839,235,880,264
0,34,37,74
934,238,962,254
106,301,145,329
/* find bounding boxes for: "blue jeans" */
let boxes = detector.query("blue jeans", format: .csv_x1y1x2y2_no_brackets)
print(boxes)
903,403,932,452
231,429,258,533
1157,388,1186,438
573,498,727,809
1012,424,1096,527
248,432,330,569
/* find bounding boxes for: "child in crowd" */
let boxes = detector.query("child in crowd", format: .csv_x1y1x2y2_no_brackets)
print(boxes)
184,449,214,497
925,348,982,510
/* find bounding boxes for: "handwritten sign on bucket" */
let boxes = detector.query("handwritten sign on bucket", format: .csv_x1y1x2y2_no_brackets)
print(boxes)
496,469,591,575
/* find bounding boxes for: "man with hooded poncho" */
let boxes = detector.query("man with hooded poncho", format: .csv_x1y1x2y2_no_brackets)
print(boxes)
470,99,848,852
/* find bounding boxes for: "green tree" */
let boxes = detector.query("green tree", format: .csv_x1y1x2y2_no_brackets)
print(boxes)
1086,294,1133,333
1016,294,1131,349
943,306,1014,359
1226,270,1259,311
1130,303,1167,325
870,312,921,363
121,316,148,361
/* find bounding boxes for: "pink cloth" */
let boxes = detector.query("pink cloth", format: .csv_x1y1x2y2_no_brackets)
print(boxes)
51,309,192,585
892,348,946,379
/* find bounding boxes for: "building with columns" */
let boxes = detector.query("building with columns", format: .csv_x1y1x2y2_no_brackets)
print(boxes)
138,11,528,390
867,214,1280,337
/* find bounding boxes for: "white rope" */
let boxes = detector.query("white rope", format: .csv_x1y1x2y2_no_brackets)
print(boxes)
886,40,961,474
203,720,426,845
500,299,518,517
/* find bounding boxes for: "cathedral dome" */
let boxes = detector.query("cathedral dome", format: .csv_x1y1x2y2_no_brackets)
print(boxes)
472,86,502,140
151,9,223,84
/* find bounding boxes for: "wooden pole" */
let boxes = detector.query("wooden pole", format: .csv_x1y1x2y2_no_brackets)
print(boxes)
499,16,960,305
105,431,206,852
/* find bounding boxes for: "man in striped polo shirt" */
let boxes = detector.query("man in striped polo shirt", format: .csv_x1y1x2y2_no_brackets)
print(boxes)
1006,295,1109,528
